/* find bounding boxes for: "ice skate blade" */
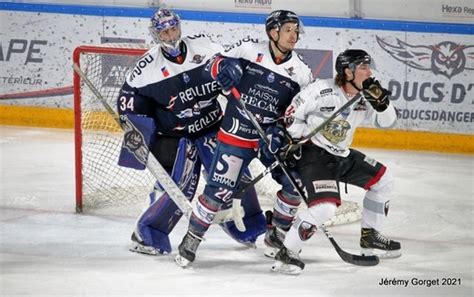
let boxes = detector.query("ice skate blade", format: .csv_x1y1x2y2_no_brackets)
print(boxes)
271,261,302,275
264,246,278,258
175,254,192,268
129,242,166,256
361,248,402,259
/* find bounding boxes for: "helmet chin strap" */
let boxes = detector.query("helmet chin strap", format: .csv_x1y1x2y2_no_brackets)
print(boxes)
271,33,291,56
349,79,362,92
346,69,362,92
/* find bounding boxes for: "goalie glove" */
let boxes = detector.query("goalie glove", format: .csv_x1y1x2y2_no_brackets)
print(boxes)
362,77,391,112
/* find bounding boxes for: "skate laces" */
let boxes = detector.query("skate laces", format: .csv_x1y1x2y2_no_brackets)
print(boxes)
375,231,390,245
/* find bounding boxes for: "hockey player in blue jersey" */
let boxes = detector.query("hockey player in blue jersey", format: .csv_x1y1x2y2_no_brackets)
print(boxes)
175,10,313,267
116,8,266,256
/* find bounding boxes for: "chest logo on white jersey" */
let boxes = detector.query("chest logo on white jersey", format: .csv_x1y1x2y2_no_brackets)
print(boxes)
322,120,351,143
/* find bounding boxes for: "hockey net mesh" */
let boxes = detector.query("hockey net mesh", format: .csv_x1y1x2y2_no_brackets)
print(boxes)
74,44,361,225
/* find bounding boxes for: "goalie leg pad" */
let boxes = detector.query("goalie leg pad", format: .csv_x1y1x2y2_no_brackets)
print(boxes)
133,138,201,252
220,210,266,246
218,172,265,245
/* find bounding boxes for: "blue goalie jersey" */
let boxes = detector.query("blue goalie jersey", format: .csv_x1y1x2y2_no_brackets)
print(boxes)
117,35,224,138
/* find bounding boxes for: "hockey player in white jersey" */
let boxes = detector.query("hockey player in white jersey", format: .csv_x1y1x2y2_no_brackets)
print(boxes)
117,9,266,256
175,10,313,268
271,49,401,274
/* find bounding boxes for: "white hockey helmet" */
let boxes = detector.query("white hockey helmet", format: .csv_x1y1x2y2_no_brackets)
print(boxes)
149,9,182,57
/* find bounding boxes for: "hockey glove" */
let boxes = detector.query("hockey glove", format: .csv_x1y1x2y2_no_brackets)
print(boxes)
283,144,302,168
260,125,290,160
216,58,243,92
362,77,391,112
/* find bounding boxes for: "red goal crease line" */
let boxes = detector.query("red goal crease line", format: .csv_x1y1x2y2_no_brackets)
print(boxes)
0,86,73,100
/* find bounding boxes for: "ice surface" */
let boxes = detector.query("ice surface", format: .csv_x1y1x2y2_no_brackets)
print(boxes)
0,126,472,297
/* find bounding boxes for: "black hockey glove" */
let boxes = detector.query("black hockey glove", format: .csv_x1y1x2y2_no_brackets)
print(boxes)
362,77,391,112
283,144,302,168
216,58,243,92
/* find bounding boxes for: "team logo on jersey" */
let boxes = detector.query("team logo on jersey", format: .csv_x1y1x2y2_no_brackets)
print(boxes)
267,72,275,83
191,54,206,64
256,53,263,62
161,66,170,77
322,120,351,143
182,73,191,83
284,66,295,76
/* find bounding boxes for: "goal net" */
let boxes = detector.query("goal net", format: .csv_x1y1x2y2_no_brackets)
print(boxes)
73,43,361,225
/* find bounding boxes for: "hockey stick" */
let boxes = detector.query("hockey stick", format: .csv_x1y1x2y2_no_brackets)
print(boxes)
230,87,378,266
73,63,241,224
233,92,363,199
322,227,379,266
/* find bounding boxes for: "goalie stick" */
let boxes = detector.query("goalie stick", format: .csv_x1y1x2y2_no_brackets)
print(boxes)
229,87,378,266
73,63,242,224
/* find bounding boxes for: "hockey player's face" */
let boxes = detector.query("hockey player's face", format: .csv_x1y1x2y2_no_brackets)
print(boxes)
159,26,181,44
352,64,372,88
277,22,299,50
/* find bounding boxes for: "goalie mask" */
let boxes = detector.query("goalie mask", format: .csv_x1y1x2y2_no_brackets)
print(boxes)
335,49,376,80
149,9,182,57
265,10,304,42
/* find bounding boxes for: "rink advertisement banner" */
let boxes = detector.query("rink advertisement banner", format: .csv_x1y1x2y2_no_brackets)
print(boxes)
0,4,472,135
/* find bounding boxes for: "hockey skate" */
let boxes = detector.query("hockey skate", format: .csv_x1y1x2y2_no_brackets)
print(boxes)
129,232,167,256
263,211,286,258
360,228,401,259
271,247,305,275
175,231,203,268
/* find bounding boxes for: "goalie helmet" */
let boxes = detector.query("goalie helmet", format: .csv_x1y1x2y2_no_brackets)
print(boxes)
149,9,182,57
335,49,372,76
265,10,304,37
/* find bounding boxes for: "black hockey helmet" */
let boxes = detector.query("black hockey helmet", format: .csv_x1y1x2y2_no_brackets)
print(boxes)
265,10,303,36
335,49,372,76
